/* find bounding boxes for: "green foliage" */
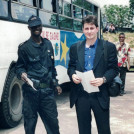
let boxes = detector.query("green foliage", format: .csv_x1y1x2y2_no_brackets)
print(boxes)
129,0,134,27
129,0,134,28
103,5,132,28
130,0,134,15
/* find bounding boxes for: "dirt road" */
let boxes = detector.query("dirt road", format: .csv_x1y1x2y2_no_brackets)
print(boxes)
0,73,134,134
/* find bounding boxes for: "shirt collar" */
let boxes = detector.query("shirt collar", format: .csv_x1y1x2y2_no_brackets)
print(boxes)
30,37,44,48
85,38,98,49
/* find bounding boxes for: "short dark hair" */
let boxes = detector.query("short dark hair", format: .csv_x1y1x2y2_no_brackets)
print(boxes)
119,32,125,37
82,15,98,27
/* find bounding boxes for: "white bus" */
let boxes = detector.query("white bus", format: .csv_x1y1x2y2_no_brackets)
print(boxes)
0,0,101,128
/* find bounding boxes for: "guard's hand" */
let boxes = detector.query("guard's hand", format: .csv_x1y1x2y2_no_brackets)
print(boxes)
72,74,82,84
21,73,28,83
56,86,62,95
90,78,103,87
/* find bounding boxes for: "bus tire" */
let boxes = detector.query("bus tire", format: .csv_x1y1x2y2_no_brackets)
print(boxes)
0,69,23,128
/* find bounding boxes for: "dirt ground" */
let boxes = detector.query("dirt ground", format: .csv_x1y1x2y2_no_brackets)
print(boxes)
103,32,134,48
0,73,134,134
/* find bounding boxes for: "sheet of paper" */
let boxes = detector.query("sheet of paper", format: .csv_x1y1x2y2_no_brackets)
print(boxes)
27,78,37,91
76,70,99,93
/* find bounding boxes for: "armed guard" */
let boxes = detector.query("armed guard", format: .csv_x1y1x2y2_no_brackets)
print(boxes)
15,15,62,134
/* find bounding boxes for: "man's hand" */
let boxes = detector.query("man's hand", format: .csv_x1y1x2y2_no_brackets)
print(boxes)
127,56,130,70
56,86,62,95
21,73,28,83
72,74,82,84
127,63,130,70
90,78,103,87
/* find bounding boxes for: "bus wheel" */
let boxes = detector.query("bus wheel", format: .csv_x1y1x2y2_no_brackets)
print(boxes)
0,69,23,128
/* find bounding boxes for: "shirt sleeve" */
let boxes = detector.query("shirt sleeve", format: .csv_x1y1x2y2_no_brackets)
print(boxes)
15,47,27,80
127,47,131,56
67,44,77,81
103,43,119,83
49,41,59,87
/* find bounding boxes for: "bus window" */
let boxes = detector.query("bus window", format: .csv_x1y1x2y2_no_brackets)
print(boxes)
73,6,82,19
59,16,73,29
83,1,92,11
39,10,57,27
59,0,62,14
0,0,8,17
12,0,37,7
73,20,82,31
63,1,71,17
94,5,98,16
20,0,33,6
40,0,56,13
11,3,36,22
72,0,83,7
84,10,92,17
65,0,71,3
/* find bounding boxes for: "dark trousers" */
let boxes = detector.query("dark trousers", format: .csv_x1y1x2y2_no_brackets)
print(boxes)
22,85,60,134
75,92,111,134
119,67,127,92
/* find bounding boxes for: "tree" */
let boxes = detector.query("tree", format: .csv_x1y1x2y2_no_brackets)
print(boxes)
129,0,134,29
103,5,132,28
130,0,134,15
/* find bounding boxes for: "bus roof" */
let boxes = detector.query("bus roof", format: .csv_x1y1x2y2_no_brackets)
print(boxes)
87,0,100,8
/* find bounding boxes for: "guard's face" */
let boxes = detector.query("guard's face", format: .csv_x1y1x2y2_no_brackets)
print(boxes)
29,25,42,37
119,35,125,43
83,23,99,40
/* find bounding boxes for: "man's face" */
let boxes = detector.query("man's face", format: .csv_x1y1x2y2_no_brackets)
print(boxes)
119,35,125,44
83,23,99,40
29,25,42,37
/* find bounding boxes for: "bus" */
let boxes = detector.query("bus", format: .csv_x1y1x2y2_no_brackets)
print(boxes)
0,0,101,128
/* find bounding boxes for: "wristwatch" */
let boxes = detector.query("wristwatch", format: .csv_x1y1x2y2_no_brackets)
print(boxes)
103,77,107,83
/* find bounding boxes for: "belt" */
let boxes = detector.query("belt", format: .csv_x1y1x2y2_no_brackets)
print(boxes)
39,83,49,88
31,78,49,89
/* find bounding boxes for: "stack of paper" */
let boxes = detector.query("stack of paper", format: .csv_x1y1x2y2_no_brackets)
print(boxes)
76,70,99,93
